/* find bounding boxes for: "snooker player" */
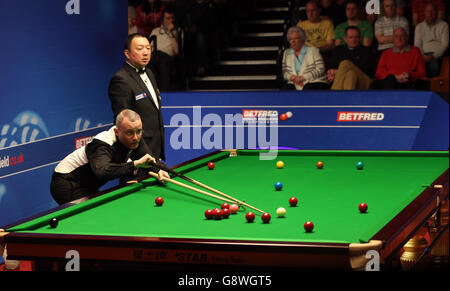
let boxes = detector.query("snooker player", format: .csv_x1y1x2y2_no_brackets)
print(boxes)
50,109,169,205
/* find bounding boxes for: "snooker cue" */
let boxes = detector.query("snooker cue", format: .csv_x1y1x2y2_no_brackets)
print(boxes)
148,171,235,204
151,164,266,214
149,169,264,213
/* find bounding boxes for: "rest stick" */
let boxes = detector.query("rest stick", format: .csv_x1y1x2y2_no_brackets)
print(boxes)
149,172,234,204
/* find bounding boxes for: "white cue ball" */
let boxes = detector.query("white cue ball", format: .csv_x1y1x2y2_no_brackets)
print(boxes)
286,112,293,119
276,207,287,217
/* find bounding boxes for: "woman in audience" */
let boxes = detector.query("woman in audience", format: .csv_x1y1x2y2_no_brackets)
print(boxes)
282,26,330,90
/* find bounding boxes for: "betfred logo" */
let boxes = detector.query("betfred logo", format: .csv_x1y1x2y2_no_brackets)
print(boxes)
337,112,384,122
242,109,278,123
242,110,278,118
75,136,94,149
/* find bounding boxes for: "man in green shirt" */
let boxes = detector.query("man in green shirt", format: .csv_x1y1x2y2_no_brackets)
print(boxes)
334,0,373,47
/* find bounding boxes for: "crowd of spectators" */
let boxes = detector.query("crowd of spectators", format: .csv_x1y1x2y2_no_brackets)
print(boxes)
282,0,449,91
127,0,448,92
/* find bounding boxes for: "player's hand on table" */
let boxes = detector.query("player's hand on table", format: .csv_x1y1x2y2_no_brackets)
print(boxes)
157,170,170,183
134,154,157,168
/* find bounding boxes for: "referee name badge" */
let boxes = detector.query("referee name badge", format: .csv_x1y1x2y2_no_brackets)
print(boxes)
135,92,147,101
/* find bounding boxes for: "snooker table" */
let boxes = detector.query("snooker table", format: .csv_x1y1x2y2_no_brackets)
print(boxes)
1,150,448,270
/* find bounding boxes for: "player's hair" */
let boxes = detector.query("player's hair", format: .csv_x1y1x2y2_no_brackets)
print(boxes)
125,33,149,50
116,109,141,127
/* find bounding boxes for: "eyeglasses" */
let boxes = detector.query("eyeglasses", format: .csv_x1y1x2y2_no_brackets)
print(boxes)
124,129,143,137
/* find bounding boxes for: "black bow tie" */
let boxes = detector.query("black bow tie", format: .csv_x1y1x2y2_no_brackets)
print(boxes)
137,68,146,75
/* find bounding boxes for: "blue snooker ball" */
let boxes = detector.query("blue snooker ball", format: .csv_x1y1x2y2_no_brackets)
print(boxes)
356,162,364,170
275,182,283,191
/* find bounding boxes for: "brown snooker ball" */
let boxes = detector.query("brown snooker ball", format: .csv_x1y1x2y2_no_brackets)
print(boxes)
316,161,324,169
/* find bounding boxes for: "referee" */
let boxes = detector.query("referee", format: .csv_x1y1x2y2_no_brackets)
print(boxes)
50,109,169,205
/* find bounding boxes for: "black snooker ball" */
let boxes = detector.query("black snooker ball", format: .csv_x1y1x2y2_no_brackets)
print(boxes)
49,217,58,228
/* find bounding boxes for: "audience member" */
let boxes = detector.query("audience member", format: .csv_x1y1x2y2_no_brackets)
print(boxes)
150,8,180,90
320,0,346,27
327,26,373,89
374,27,426,89
375,0,409,53
335,0,373,47
136,0,166,36
297,1,335,52
128,6,139,35
412,0,446,26
282,26,330,90
414,2,449,77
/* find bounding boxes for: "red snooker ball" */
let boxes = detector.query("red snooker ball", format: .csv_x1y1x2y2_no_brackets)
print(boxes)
222,208,231,218
245,212,255,223
221,203,230,210
280,113,288,121
155,196,164,206
208,162,215,170
304,221,314,232
359,203,368,213
261,213,271,223
316,161,324,169
289,197,298,207
213,208,223,220
205,209,213,219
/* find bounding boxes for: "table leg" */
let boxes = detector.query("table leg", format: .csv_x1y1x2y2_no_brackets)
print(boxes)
400,232,431,270
430,199,449,266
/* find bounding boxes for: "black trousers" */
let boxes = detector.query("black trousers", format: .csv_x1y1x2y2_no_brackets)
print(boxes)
373,75,429,90
50,172,97,205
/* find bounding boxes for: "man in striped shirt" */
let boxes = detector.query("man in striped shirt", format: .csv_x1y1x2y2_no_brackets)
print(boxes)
374,0,410,53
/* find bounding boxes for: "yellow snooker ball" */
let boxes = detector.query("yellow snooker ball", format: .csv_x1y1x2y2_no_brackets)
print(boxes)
276,161,284,169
